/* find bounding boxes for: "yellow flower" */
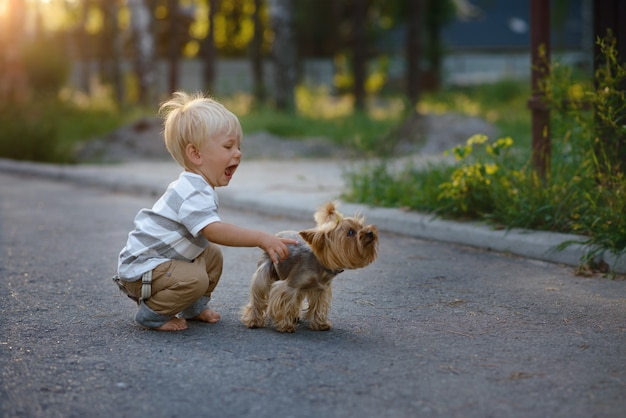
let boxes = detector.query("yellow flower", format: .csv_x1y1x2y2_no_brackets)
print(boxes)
496,137,514,148
484,163,498,175
568,84,585,101
466,134,488,146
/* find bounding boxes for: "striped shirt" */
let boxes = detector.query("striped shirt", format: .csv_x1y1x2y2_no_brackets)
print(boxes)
117,171,221,280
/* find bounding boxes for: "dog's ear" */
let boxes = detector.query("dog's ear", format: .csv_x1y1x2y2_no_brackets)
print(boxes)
299,229,326,252
299,229,317,245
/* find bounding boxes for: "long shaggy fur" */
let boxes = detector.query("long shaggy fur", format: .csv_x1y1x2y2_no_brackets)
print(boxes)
241,202,378,332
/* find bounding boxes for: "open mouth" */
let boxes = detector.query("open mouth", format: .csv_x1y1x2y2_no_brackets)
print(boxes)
225,165,238,178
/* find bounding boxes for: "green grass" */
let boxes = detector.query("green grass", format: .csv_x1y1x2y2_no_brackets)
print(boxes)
418,78,532,150
343,65,625,274
235,85,405,156
0,97,144,164
239,106,400,155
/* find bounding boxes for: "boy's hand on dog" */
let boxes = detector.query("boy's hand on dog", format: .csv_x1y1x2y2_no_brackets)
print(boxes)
201,222,296,263
260,235,298,264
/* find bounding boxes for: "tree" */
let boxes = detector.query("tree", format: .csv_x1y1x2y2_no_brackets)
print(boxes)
406,0,422,106
351,0,368,111
76,0,92,95
98,0,124,105
128,0,156,105
268,0,296,111
203,0,219,93
167,0,181,94
250,0,267,104
423,0,455,90
0,0,28,103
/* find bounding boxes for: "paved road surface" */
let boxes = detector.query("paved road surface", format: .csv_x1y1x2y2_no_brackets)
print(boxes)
1,173,625,418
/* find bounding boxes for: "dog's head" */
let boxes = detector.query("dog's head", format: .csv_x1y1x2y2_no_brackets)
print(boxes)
299,202,378,271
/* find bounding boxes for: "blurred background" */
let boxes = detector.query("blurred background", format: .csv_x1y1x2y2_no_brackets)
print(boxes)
3,0,626,270
0,0,593,163
0,0,590,105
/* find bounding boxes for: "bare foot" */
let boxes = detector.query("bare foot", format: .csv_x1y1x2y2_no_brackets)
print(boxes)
155,317,188,331
192,307,221,324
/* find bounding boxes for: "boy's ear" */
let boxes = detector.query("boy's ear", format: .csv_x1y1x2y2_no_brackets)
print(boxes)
185,143,202,165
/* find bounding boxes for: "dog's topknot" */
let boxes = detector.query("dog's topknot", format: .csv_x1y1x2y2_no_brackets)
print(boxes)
314,201,342,226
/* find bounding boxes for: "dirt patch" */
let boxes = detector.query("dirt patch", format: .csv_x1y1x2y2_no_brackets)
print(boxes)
75,112,498,163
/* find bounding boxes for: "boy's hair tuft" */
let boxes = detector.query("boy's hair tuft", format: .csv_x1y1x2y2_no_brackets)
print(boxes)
159,91,242,168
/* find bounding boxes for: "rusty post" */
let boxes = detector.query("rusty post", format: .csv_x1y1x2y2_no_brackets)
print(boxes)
528,0,551,178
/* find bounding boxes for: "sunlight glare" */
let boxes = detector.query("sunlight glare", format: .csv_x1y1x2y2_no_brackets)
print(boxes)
0,1,8,19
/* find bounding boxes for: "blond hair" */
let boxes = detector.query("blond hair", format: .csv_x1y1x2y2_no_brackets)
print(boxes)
159,91,242,168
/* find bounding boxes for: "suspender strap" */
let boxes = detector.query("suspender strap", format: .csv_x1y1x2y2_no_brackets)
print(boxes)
112,275,139,304
140,270,152,301
112,272,152,304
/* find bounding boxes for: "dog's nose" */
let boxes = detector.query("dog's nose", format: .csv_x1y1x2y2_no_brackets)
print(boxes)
366,231,374,239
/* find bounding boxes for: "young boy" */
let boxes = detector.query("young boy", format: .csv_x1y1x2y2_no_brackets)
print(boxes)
115,91,297,331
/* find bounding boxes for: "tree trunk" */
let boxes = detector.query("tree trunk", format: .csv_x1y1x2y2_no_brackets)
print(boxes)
424,0,444,90
352,0,368,111
269,0,296,111
0,0,28,103
77,0,92,94
99,0,124,105
128,0,155,105
203,0,219,93
250,0,266,104
167,0,180,94
406,0,422,107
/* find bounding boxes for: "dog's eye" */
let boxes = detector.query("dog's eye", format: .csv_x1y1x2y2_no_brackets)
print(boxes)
347,229,355,237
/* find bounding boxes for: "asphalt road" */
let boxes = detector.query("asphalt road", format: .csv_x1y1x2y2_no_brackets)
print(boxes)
1,172,625,418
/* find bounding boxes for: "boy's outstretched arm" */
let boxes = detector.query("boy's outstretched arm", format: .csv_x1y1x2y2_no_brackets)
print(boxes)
201,222,297,264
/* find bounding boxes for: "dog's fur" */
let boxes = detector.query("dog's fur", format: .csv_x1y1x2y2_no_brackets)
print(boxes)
241,202,378,332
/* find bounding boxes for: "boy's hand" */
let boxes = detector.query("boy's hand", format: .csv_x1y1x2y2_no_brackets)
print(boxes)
201,222,297,263
261,235,298,264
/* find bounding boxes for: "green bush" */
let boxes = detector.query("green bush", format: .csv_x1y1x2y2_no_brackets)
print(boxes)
344,37,626,274
21,36,70,96
0,103,61,162
542,33,626,268
0,98,130,164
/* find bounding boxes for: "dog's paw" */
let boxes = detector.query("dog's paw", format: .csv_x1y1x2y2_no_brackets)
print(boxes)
274,319,297,333
241,307,266,329
275,324,296,333
242,317,266,329
309,321,332,331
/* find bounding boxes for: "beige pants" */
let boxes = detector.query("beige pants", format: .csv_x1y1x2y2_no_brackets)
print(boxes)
124,243,223,317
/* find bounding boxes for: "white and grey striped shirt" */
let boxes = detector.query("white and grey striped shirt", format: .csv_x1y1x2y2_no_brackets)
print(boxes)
118,171,221,281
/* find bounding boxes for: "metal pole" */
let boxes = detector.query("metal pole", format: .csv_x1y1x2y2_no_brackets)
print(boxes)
528,0,551,178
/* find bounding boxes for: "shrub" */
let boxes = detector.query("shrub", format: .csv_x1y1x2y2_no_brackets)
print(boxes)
0,102,61,162
344,36,626,274
0,96,129,164
21,36,70,96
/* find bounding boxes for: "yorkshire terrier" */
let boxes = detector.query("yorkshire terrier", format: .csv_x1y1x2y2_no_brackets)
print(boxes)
241,202,378,333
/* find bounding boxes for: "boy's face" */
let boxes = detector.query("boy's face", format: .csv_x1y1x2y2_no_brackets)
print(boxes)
193,131,242,188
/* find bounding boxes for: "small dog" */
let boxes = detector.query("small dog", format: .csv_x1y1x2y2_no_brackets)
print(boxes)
241,202,378,332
